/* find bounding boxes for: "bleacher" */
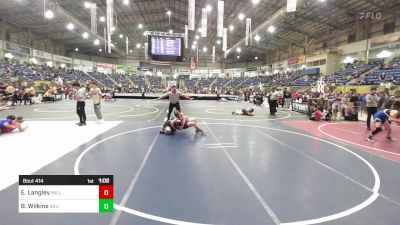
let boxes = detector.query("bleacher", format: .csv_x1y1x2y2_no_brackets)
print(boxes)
211,78,230,89
361,58,400,85
362,68,400,85
148,76,162,89
88,72,114,86
226,77,246,88
132,76,146,89
184,79,196,90
198,78,214,88
328,63,375,86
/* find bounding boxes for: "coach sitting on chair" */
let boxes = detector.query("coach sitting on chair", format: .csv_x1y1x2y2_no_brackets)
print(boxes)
156,85,193,120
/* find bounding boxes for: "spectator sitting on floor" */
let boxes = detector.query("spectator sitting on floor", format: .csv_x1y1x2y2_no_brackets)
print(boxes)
42,90,55,102
322,109,332,121
344,107,358,121
5,85,14,97
22,87,31,105
28,86,35,99
309,108,322,121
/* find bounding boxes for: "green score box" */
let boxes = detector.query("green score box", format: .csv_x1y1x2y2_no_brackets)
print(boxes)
99,199,114,213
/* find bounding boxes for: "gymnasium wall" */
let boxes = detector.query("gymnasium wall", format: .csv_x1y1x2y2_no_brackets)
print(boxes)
0,19,65,55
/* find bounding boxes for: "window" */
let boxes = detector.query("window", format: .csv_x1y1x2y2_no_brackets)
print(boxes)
319,59,326,65
383,22,395,35
348,33,356,43
313,61,319,66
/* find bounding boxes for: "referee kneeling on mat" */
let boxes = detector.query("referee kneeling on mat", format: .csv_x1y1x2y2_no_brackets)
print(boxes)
156,84,193,120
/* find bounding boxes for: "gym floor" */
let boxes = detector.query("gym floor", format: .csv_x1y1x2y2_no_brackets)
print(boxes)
0,99,399,225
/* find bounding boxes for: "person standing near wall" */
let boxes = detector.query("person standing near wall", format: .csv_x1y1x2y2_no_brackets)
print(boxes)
89,82,103,124
365,87,380,130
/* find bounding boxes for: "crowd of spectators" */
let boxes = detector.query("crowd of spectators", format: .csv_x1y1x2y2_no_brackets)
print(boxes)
1,57,399,114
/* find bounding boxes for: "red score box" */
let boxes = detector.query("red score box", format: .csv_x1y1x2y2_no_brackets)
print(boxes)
99,185,114,199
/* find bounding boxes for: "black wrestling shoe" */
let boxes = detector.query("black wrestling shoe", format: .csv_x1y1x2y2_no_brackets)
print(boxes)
78,123,86,126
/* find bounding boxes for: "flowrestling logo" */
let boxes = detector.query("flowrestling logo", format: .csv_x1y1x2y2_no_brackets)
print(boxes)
359,11,382,20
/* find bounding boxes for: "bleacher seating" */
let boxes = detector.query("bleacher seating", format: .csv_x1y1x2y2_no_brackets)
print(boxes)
361,58,400,85
184,79,196,91
88,72,114,86
114,74,131,85
132,76,145,90
198,78,214,88
148,76,162,89
211,78,230,89
327,63,375,86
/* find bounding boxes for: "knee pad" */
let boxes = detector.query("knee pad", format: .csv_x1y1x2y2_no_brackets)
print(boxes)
372,127,382,135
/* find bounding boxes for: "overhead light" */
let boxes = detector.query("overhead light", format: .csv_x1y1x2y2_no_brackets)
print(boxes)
236,47,241,53
203,47,207,52
111,26,116,32
255,56,258,60
94,39,100,45
119,34,123,38
252,0,260,5
229,25,234,31
343,56,355,64
206,5,212,12
268,25,275,33
143,31,147,36
217,40,221,45
169,30,173,34
167,10,171,16
195,35,199,40
254,35,260,42
66,23,75,30
84,2,93,8
238,13,245,20
129,49,132,53
82,32,89,39
136,43,141,48
192,45,196,50
99,49,102,52
138,24,143,29
237,56,240,59
377,50,392,58
75,48,79,52
198,28,202,33
99,16,105,22
5,53,14,59
318,0,326,2
193,41,197,45
44,10,54,19
123,0,129,5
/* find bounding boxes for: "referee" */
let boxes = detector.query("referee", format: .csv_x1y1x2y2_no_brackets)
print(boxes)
157,85,192,120
72,82,87,126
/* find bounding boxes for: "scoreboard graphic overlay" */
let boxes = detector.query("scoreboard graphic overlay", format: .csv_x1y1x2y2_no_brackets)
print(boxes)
19,175,113,213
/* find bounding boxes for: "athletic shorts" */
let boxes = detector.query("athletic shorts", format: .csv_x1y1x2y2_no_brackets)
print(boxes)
0,127,14,134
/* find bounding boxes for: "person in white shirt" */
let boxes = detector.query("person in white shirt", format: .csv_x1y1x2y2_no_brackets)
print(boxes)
89,82,103,124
